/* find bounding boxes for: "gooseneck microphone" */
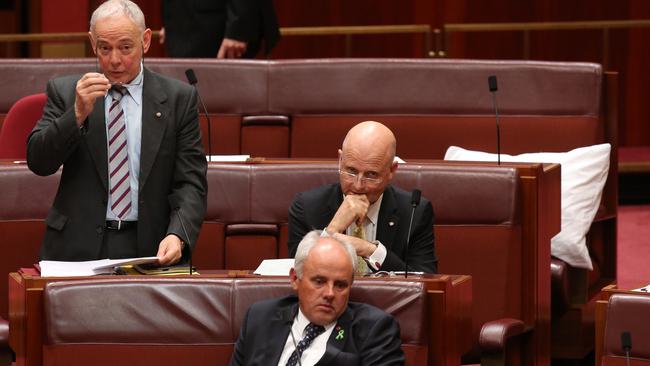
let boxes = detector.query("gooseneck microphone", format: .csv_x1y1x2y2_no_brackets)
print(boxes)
488,75,501,165
185,69,213,161
404,189,421,278
621,331,632,366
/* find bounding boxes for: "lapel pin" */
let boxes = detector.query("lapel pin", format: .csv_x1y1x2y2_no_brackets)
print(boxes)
335,328,345,340
388,221,395,227
155,112,162,118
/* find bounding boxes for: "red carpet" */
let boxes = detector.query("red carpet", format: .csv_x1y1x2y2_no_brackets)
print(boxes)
617,204,650,289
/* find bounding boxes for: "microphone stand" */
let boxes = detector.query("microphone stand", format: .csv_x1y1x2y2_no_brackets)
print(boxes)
404,189,421,278
488,75,501,165
185,69,213,162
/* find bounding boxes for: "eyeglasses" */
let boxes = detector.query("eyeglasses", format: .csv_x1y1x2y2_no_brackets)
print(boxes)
338,162,383,185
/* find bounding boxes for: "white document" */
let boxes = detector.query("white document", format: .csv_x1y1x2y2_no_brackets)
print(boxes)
39,256,159,277
632,284,650,293
253,259,294,276
206,155,250,162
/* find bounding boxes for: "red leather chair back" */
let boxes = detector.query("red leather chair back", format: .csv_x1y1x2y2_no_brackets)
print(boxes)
0,93,47,160
602,293,650,364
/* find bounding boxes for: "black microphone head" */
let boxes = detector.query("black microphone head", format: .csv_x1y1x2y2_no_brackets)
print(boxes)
488,75,498,92
185,69,198,85
411,189,421,206
621,331,632,350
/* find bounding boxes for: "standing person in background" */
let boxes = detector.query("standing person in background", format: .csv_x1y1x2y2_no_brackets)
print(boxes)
160,0,280,58
27,0,207,264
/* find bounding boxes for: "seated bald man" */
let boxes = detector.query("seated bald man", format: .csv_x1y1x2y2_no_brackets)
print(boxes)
230,230,405,366
288,121,437,274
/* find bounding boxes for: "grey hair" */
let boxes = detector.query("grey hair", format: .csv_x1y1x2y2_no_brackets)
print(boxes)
294,230,357,278
90,0,146,33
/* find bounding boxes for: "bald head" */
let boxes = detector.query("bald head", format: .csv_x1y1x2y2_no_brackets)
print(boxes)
338,121,398,203
341,121,396,161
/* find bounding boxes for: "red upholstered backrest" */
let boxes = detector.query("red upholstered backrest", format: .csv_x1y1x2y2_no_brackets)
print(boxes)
603,293,650,361
0,93,47,160
42,277,429,366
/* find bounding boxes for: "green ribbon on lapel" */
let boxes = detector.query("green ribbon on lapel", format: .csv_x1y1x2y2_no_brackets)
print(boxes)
335,329,345,340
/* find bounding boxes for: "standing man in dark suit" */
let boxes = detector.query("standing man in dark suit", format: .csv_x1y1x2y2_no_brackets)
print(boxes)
288,121,437,274
230,230,405,366
160,0,280,58
26,0,207,264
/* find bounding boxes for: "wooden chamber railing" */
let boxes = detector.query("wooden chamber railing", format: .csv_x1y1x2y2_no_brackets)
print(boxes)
437,19,650,68
2,20,649,63
0,24,433,58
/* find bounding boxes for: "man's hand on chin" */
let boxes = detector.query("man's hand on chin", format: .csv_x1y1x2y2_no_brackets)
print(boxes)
156,234,184,266
327,194,369,233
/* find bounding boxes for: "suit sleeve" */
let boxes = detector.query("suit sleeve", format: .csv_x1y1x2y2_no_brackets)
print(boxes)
166,87,208,252
228,307,251,366
381,200,438,273
359,313,405,366
287,191,311,258
27,79,84,176
224,0,259,42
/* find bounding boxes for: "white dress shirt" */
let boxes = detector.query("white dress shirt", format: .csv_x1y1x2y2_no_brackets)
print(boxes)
277,309,336,366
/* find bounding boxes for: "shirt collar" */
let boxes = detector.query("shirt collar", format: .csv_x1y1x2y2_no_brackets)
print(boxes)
296,308,336,336
106,63,144,106
366,194,383,226
124,63,144,106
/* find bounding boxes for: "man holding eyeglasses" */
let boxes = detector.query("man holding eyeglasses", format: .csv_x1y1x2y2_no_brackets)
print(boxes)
288,121,437,274
27,0,207,265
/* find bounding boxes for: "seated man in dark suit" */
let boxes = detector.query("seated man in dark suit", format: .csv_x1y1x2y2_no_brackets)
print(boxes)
288,121,437,274
230,230,404,366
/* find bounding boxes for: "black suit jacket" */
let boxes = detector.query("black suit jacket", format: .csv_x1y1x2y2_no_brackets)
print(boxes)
229,295,405,366
26,68,207,261
162,0,280,58
288,184,437,273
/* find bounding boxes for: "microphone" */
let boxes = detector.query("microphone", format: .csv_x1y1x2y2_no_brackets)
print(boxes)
621,331,632,366
404,189,421,278
169,196,194,275
185,69,213,162
488,75,501,165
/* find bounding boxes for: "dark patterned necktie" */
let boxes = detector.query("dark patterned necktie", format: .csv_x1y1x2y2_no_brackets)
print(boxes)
286,323,325,366
107,85,131,219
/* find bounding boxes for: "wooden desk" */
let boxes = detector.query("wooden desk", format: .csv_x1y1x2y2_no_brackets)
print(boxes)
9,271,471,366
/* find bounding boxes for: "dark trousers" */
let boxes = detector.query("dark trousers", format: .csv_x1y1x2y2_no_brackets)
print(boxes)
100,225,138,259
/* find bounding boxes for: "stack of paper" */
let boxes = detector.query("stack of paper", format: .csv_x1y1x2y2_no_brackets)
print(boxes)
39,256,159,277
253,259,294,276
632,284,650,293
